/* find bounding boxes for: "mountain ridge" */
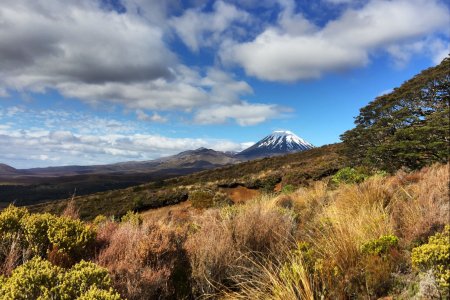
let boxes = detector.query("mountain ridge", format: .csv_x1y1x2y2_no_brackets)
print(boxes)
236,130,314,160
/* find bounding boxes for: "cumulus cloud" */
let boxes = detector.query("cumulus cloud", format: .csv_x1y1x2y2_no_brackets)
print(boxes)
0,0,175,86
195,102,290,126
169,1,251,52
221,0,450,81
0,0,284,126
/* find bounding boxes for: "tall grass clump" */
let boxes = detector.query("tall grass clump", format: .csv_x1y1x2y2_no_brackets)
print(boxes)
222,243,315,300
390,164,449,246
185,194,297,296
96,220,190,300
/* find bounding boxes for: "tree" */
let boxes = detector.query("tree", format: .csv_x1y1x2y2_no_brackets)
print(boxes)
341,56,449,171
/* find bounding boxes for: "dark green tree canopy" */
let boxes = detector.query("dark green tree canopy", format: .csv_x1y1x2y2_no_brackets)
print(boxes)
341,56,449,171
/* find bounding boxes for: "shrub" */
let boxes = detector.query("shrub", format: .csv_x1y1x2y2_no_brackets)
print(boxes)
22,213,56,257
282,184,295,194
132,196,144,211
93,214,108,226
59,260,112,300
47,217,96,260
189,190,215,209
77,286,122,300
412,225,450,291
0,257,122,300
0,205,29,238
212,191,234,207
96,222,190,299
120,211,142,226
0,256,61,299
331,167,368,185
361,235,399,257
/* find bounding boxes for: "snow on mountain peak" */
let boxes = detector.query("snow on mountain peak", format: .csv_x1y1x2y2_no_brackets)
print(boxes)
236,130,314,159
257,130,313,150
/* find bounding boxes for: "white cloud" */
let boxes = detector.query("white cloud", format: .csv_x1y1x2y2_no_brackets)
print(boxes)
195,102,289,126
6,106,26,117
222,0,450,81
136,110,168,123
386,37,449,67
0,0,175,87
0,0,284,125
169,1,251,52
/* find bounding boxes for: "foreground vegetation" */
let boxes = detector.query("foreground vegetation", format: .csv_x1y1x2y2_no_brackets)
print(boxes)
1,163,448,299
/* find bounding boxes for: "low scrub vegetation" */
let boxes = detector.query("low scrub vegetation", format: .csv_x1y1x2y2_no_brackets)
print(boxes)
1,163,448,299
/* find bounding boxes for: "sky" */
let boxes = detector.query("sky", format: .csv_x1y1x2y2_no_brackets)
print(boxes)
0,0,449,168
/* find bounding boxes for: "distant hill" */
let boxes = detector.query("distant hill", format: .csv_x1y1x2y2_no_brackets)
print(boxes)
236,130,314,160
27,144,344,219
0,163,20,176
7,147,239,177
0,148,242,207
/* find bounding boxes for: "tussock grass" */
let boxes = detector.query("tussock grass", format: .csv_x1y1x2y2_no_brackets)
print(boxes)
223,164,448,299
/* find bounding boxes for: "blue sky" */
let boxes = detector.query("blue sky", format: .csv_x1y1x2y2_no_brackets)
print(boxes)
0,0,449,168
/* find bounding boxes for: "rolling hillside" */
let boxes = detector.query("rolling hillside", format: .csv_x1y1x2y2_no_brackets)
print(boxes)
28,143,345,219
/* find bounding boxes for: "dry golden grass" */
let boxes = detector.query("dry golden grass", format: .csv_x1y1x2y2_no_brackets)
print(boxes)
61,194,80,219
0,237,26,276
185,194,297,296
221,248,314,300
224,164,449,299
389,164,449,246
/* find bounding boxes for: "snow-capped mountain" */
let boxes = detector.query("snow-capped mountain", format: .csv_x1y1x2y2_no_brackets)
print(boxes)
236,130,314,160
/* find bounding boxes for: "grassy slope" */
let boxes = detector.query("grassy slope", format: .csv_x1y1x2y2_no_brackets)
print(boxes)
27,143,345,219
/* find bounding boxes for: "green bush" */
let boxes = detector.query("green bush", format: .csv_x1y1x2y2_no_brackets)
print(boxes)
77,286,122,300
59,260,112,300
120,210,143,226
47,217,96,257
189,190,215,209
22,213,57,256
0,257,122,300
132,196,144,211
361,235,399,256
331,167,368,185
0,205,29,238
0,256,61,299
92,215,108,226
412,225,450,290
281,184,295,194
212,191,234,207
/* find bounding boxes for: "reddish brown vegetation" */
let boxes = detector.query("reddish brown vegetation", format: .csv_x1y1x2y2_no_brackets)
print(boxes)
95,221,190,299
